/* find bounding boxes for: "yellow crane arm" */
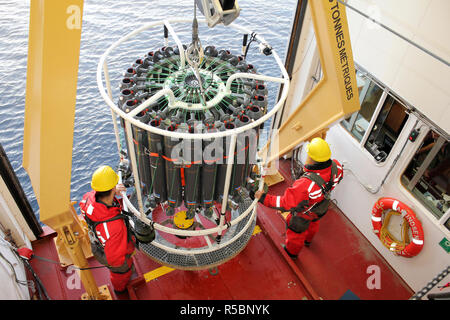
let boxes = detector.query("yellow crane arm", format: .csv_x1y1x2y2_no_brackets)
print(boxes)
265,0,360,165
22,0,109,299
23,0,83,229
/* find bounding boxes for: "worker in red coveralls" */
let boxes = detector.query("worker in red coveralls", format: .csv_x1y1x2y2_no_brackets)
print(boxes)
79,165,135,295
254,138,343,259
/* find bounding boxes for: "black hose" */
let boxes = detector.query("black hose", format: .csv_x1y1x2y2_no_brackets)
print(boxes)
427,292,450,300
243,32,257,59
0,249,50,300
20,257,51,300
242,34,248,47
31,254,108,271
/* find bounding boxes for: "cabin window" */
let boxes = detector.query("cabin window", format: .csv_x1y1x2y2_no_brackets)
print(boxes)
445,217,450,231
401,130,450,222
341,71,384,142
363,96,409,162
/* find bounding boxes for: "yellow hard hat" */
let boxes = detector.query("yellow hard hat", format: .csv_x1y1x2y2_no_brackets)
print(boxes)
306,138,331,162
91,165,119,192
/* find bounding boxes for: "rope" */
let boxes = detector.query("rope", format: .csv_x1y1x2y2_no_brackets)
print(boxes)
379,210,410,254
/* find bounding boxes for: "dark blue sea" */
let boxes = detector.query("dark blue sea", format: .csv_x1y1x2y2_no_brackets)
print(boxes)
0,0,296,220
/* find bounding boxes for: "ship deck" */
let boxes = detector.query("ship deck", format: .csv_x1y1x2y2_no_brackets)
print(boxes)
29,159,413,300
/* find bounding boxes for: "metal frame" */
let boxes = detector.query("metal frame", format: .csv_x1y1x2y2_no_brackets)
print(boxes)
97,18,290,254
406,134,450,222
341,66,413,166
407,136,446,191
359,89,388,147
97,19,289,141
344,71,370,131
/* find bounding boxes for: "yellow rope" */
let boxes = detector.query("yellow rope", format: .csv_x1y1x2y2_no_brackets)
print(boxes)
380,210,410,253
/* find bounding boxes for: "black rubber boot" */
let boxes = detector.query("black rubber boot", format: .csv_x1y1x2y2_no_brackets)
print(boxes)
114,287,130,300
282,245,298,260
114,288,128,295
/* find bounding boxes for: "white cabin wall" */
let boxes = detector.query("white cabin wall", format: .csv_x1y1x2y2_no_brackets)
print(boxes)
0,176,35,247
0,228,30,300
0,177,34,299
346,0,450,133
342,1,450,291
326,122,449,292
282,0,450,293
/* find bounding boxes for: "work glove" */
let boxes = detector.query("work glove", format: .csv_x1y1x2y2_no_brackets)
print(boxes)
249,189,268,204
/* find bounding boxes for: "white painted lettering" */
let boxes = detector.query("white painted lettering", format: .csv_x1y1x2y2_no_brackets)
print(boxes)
66,5,81,30
366,265,381,289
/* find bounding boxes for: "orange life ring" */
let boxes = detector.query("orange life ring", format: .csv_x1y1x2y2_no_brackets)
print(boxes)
371,197,424,257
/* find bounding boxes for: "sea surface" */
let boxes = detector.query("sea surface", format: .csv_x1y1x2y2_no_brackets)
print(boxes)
0,0,296,220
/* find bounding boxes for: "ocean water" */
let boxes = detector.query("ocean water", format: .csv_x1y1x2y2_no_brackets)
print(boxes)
0,0,296,220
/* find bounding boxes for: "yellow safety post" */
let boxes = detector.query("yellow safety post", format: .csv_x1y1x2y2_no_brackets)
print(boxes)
53,202,93,267
264,0,360,165
22,0,109,299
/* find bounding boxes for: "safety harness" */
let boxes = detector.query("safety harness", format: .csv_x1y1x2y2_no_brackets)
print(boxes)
84,202,136,274
286,161,338,233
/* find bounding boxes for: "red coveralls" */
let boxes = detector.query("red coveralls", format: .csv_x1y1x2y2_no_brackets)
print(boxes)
262,159,343,255
79,191,135,292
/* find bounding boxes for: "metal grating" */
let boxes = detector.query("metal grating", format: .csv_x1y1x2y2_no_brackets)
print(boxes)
130,195,256,270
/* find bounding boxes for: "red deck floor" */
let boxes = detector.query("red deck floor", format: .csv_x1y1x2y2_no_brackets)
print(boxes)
29,160,413,300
